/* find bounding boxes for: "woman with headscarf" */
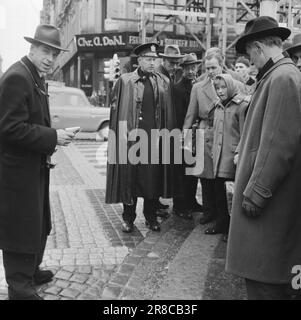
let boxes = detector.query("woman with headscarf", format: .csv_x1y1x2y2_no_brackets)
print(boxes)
183,49,246,232
211,74,248,240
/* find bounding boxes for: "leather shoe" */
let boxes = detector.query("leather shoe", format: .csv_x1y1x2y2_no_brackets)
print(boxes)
192,203,203,212
34,269,54,285
9,293,44,300
156,201,169,210
222,234,228,243
205,226,225,235
156,211,169,219
173,209,193,220
121,221,134,233
145,221,161,232
199,215,215,225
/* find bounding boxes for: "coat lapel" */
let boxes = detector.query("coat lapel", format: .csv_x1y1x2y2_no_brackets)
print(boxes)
20,57,51,126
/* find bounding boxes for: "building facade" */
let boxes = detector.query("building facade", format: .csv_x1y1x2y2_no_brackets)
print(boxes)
41,0,217,100
41,0,301,101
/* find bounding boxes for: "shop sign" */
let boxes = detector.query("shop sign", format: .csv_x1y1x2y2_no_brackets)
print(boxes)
76,32,202,52
77,34,126,49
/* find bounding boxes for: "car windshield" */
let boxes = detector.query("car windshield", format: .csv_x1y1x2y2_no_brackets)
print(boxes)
49,91,90,108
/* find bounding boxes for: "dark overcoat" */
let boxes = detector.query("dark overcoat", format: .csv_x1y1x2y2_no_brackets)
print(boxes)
226,58,301,284
174,77,194,129
105,70,178,204
0,56,57,254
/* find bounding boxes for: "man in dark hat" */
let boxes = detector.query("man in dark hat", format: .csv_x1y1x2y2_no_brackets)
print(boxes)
157,45,185,83
172,53,203,219
285,33,301,71
226,16,301,300
106,43,178,233
0,24,75,300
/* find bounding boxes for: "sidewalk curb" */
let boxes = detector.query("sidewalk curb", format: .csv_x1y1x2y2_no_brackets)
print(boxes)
154,224,220,300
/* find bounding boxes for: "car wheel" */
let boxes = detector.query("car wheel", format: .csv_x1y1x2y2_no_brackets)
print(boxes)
98,122,109,141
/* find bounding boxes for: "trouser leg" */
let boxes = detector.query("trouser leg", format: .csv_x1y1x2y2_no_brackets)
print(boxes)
143,199,157,223
173,196,185,211
35,236,48,273
3,251,36,299
214,178,230,233
184,175,199,210
122,198,137,223
200,178,218,219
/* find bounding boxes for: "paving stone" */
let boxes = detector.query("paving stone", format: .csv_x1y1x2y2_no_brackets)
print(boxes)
78,293,99,300
120,288,136,300
70,283,89,292
118,264,135,277
109,274,130,287
55,270,73,281
62,266,76,273
78,266,92,274
123,255,142,266
137,242,154,251
101,285,122,300
44,286,62,295
126,277,146,290
131,249,149,258
70,274,89,284
84,287,101,297
55,280,70,289
60,288,81,299
44,294,60,300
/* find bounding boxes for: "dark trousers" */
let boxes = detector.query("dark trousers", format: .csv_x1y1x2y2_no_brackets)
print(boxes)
3,236,47,299
214,178,230,233
123,198,158,224
173,175,199,211
200,178,230,233
200,178,218,219
245,278,301,300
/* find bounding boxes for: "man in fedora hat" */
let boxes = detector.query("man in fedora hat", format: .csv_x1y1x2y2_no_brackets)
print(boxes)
226,16,301,300
0,24,75,300
106,43,178,233
172,53,203,219
285,33,301,71
157,44,185,83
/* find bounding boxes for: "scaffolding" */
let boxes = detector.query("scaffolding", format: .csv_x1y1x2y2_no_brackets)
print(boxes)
112,0,301,57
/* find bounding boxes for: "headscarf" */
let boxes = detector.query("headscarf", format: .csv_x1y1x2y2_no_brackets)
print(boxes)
214,74,239,106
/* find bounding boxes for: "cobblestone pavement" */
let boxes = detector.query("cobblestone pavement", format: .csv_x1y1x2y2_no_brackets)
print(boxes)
0,140,201,300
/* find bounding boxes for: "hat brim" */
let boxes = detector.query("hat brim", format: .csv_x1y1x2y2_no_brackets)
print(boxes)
24,37,68,52
285,43,301,53
180,60,202,67
159,53,186,59
235,27,291,54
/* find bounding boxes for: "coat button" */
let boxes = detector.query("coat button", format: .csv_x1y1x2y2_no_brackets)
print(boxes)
139,117,143,121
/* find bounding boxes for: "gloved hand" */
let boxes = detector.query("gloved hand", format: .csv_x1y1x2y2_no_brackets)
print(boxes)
242,197,262,218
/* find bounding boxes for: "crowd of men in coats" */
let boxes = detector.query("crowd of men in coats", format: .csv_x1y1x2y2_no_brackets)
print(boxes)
106,16,301,300
0,15,301,300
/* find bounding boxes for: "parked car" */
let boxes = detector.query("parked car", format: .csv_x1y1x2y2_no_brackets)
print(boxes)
48,83,110,140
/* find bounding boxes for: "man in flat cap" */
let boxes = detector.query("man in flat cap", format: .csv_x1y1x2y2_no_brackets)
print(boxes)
0,25,75,300
106,43,178,233
226,16,301,300
157,45,185,83
285,33,301,71
172,53,203,219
